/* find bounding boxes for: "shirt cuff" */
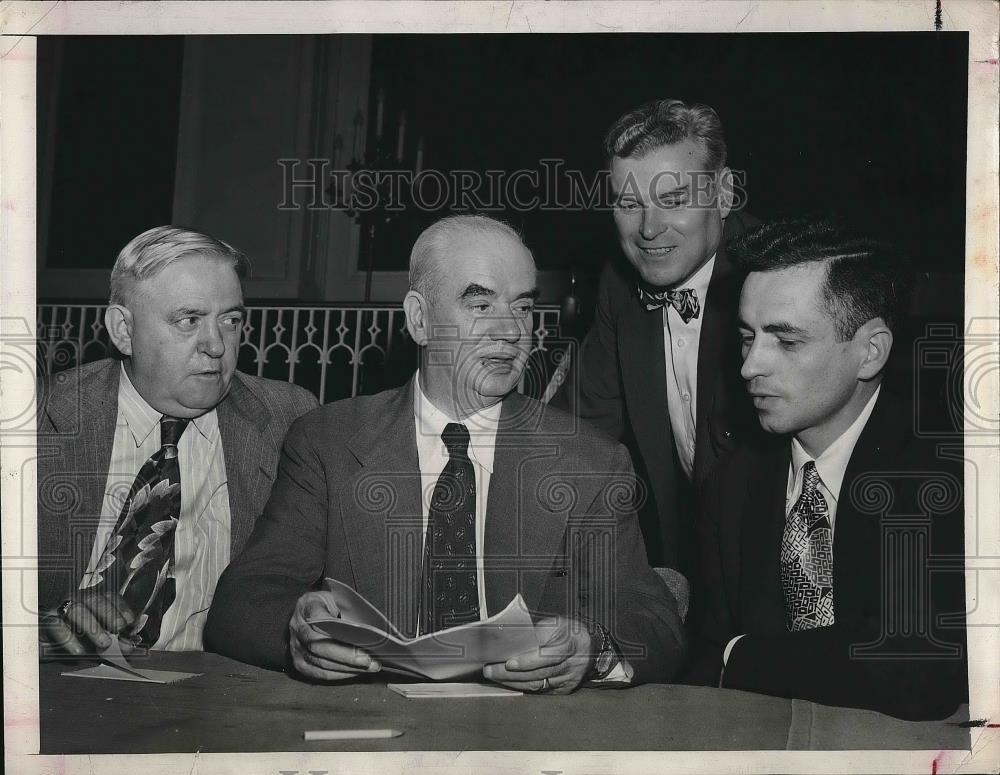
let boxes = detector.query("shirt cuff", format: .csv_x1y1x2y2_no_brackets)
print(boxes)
723,634,746,666
589,658,634,685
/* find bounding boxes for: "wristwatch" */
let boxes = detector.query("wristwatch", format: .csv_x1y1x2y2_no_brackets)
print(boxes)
582,618,621,680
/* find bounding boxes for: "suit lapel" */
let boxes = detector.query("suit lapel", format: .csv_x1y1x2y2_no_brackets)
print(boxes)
830,391,904,620
43,360,119,521
694,247,739,484
217,374,273,557
739,440,790,633
618,285,678,522
483,393,566,616
341,380,424,638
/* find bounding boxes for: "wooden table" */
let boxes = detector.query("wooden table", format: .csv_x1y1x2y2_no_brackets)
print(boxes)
39,651,970,753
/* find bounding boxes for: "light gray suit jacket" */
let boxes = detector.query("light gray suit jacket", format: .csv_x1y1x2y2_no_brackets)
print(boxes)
206,378,686,684
36,358,318,610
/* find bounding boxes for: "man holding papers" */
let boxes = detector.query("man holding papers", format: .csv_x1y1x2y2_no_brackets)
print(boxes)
206,215,685,692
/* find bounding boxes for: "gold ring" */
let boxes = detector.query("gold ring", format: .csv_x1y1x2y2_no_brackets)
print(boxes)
541,677,550,692
57,599,73,618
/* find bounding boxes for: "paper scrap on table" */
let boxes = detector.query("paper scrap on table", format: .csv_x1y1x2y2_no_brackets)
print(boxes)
307,578,544,680
388,682,523,699
61,638,201,684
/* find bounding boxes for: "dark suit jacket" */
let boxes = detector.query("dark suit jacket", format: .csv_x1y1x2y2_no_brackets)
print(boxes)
205,379,686,684
36,358,318,611
554,211,760,572
694,387,967,720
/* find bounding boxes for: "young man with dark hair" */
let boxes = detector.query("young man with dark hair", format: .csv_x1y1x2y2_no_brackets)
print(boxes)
694,219,967,720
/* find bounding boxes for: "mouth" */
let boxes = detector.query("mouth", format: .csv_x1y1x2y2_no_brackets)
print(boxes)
638,245,676,257
480,353,520,368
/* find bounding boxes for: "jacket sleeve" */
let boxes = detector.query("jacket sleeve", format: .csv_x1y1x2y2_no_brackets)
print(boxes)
722,465,967,721
722,612,967,720
550,262,627,442
205,414,331,670
686,463,733,686
584,443,686,684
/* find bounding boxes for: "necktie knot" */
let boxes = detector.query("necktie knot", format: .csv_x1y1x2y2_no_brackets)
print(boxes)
160,416,189,449
801,460,821,497
638,286,701,323
441,422,470,458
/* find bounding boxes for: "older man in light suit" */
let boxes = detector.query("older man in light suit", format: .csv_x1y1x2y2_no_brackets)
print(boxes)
207,215,685,692
38,226,317,655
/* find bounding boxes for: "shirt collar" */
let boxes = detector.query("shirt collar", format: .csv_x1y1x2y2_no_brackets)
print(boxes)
117,363,217,446
684,252,716,298
789,385,882,504
413,372,501,474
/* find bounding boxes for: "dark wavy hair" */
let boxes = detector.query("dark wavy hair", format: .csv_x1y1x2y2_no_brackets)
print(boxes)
729,218,913,340
604,98,727,171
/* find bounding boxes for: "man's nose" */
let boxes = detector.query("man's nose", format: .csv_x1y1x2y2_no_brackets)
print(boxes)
198,320,226,358
740,339,766,382
639,205,671,241
486,309,526,343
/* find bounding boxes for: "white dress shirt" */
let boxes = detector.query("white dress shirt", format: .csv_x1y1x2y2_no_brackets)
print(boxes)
662,254,716,480
413,374,632,682
722,386,882,668
81,365,232,651
413,374,499,623
785,386,882,533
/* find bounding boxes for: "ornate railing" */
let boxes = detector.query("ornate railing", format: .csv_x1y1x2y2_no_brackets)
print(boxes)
36,303,563,403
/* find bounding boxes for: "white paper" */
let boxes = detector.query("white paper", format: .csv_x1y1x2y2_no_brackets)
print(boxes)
61,664,201,684
308,579,542,680
59,638,202,683
388,682,523,698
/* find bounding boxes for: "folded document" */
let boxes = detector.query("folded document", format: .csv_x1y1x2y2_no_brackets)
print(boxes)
307,578,542,680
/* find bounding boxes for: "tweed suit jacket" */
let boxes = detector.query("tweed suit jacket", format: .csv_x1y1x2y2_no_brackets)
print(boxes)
36,358,318,611
205,378,686,684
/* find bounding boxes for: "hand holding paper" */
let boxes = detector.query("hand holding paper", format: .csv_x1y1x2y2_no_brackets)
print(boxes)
289,590,381,682
40,590,138,659
302,579,544,681
483,615,593,694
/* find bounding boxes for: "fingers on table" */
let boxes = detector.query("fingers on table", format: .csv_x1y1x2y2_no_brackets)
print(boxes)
40,592,126,655
291,626,380,681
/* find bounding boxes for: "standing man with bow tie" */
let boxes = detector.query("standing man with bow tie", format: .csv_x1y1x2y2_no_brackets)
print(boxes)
555,100,759,610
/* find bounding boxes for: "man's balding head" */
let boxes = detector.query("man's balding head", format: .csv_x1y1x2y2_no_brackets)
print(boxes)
403,215,538,417
408,215,531,301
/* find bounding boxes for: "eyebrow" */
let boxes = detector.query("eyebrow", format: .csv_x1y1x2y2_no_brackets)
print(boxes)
737,318,810,336
763,322,810,336
172,304,247,317
459,284,497,300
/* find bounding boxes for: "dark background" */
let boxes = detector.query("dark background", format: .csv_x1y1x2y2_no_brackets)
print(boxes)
367,32,968,285
40,33,968,298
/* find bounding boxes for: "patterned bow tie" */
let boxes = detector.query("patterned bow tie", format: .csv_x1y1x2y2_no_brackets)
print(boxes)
638,286,701,323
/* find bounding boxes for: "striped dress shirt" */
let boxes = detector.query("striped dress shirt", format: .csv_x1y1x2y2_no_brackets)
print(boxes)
80,365,232,650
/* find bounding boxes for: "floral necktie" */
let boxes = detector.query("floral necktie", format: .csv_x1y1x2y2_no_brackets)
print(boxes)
83,416,188,647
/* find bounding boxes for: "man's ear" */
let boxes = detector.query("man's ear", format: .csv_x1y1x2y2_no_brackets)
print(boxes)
403,290,429,346
716,166,734,220
856,317,893,380
105,304,135,356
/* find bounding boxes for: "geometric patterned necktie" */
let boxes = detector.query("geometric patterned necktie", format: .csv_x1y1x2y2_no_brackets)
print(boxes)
83,415,188,647
780,460,835,631
421,422,479,635
637,286,701,323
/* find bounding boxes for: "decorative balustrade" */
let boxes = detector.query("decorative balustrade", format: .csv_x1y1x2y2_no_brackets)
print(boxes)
36,303,564,403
